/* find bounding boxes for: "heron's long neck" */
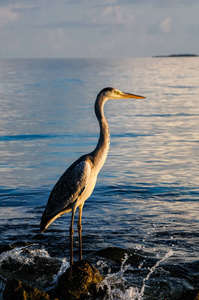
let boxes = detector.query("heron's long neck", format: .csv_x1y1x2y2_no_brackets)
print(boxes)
92,95,110,174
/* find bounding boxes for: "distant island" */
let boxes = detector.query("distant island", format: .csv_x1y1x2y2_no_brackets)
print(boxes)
153,54,198,57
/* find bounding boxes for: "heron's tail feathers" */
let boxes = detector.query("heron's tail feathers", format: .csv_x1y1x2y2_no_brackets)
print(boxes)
40,210,56,233
40,208,69,233
40,210,48,233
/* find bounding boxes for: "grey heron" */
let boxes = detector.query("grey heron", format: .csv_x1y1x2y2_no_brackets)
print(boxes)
40,87,145,266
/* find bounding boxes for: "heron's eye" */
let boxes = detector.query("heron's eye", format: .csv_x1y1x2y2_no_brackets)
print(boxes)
114,90,119,94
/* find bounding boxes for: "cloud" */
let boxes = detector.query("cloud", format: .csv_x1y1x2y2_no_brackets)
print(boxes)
41,4,136,34
89,5,136,26
11,3,36,11
0,0,198,58
148,17,173,35
0,3,36,27
0,5,19,27
48,28,68,52
159,17,172,33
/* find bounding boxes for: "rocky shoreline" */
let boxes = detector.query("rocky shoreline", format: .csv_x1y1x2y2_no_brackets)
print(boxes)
1,245,199,300
4,260,104,300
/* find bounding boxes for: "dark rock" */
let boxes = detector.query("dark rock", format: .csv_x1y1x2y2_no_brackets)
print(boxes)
177,289,199,300
3,278,57,300
0,244,15,255
49,260,104,300
0,242,33,255
94,246,144,265
0,250,62,287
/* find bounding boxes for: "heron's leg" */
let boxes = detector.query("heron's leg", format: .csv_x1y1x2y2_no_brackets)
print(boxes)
70,208,75,266
78,204,83,261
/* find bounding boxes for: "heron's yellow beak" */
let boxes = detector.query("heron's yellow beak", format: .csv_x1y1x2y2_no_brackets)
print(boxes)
121,92,145,99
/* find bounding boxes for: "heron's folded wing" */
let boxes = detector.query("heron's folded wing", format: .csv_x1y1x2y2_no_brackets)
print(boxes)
45,160,91,218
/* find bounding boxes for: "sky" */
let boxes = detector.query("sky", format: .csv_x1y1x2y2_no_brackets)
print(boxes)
0,0,198,58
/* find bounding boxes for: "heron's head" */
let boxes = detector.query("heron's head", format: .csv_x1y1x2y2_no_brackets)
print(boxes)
98,87,145,100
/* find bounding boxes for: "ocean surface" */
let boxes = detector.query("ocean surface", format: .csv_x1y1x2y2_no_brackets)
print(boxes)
0,58,198,299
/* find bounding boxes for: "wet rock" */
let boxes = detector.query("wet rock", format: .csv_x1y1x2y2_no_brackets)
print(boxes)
3,260,104,300
49,260,104,300
3,278,57,300
0,248,62,288
0,244,15,255
0,242,32,254
177,289,199,300
94,246,144,265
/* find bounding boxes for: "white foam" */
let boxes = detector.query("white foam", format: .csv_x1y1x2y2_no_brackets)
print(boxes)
0,245,50,267
49,257,70,288
98,250,173,300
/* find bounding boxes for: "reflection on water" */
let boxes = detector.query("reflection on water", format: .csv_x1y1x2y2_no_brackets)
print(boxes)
0,58,199,299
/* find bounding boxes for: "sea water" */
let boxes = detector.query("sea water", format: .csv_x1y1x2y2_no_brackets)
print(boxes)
0,58,199,299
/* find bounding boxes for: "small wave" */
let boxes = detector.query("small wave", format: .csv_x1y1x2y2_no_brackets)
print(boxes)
0,134,58,142
135,112,199,118
0,133,92,143
98,250,173,300
0,186,49,208
0,244,69,291
96,184,199,201
112,132,152,139
45,257,69,291
168,85,197,89
0,244,50,266
24,78,82,88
